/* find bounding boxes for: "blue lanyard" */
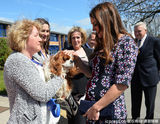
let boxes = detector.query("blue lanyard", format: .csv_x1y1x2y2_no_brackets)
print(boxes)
40,50,47,60
31,50,47,66
31,59,43,67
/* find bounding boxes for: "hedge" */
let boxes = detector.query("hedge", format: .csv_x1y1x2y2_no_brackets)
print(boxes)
0,38,12,69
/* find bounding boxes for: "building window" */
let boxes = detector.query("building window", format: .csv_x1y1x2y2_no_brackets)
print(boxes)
0,24,7,37
50,33,58,41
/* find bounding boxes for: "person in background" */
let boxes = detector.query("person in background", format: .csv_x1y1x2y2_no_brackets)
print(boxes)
131,22,160,120
65,2,138,123
84,31,97,51
63,40,70,50
3,19,63,124
65,26,92,124
32,18,50,64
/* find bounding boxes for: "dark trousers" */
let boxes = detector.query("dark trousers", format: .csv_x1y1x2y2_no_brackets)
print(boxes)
68,110,86,124
131,82,157,119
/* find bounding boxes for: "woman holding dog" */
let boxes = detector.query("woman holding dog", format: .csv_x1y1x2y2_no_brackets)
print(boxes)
66,2,138,123
65,26,92,124
3,19,63,124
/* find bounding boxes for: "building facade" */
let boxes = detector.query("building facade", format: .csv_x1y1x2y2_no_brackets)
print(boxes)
0,19,68,55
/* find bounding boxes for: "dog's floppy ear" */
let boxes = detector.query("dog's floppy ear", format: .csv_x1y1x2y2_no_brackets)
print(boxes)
67,66,81,78
54,51,70,63
49,55,62,76
62,52,70,61
58,51,70,63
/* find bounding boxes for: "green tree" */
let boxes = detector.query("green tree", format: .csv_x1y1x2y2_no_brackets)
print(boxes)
0,38,12,69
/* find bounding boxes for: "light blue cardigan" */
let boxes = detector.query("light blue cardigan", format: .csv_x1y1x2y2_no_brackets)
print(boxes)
3,52,63,124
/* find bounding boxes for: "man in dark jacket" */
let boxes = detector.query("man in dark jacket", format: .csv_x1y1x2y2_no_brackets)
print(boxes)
84,31,97,51
131,22,160,120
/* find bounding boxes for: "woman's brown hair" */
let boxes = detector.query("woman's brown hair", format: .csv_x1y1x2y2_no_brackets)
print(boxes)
90,2,132,64
35,18,50,54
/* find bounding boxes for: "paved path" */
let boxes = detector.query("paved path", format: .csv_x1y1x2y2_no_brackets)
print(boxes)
0,82,159,124
0,95,9,124
125,82,160,119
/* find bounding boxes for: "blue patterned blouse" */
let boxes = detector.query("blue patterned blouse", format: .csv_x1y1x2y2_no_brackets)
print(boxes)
86,35,138,120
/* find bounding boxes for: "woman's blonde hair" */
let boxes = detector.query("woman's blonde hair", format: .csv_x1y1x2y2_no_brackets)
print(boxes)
67,26,87,45
7,19,41,52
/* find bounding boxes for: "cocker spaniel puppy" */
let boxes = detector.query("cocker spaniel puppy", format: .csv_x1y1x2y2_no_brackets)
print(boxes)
43,51,79,100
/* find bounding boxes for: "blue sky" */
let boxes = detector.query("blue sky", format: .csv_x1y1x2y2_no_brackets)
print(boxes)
0,0,97,34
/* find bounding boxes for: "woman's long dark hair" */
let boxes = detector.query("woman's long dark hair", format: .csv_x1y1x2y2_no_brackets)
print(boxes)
90,2,132,64
35,18,50,54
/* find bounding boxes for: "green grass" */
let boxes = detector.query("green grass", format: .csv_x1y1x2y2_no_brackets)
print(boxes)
0,70,7,96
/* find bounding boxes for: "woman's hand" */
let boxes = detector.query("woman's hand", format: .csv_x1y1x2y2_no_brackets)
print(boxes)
84,106,100,121
63,50,75,55
63,50,80,66
63,50,92,78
